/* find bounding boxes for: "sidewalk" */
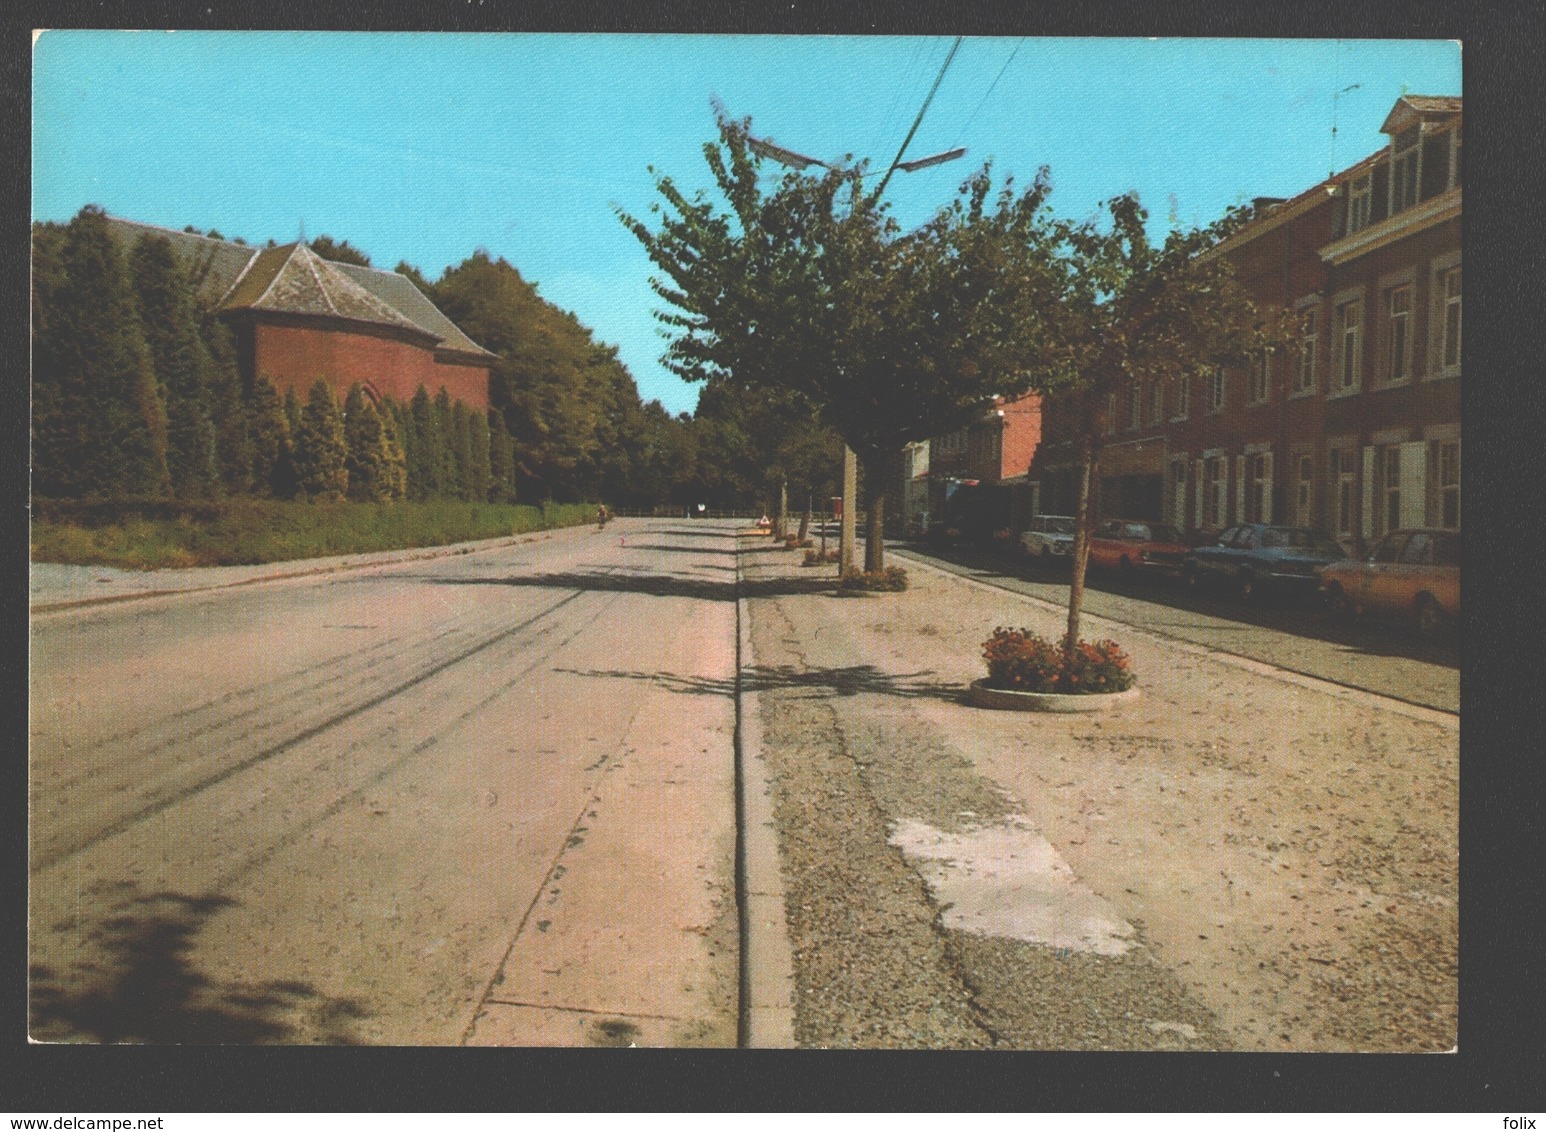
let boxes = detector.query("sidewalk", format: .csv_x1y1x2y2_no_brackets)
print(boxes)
29,525,596,612
740,542,1458,1051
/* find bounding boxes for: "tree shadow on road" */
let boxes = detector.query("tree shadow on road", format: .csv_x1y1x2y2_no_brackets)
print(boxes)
421,569,841,602
556,662,963,704
30,881,368,1045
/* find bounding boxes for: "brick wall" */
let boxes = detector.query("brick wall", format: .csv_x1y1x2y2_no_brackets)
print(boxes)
252,322,489,411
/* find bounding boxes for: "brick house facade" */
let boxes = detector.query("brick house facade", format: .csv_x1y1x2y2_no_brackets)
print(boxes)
1028,94,1460,554
106,218,495,411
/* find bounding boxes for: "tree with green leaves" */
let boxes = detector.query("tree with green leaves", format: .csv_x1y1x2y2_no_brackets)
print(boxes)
33,206,169,498
487,411,517,503
247,375,292,498
130,233,220,498
343,385,397,502
406,385,442,499
308,235,372,266
620,112,1084,570
201,319,252,494
1046,194,1297,676
292,379,349,500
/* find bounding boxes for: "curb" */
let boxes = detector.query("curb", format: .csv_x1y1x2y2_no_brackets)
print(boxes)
29,525,592,615
893,547,1459,731
736,550,799,1048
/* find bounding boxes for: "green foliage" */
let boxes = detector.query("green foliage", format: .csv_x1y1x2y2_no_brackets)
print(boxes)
343,385,398,502
33,206,169,498
130,233,220,498
308,234,372,266
247,376,293,498
981,628,1135,694
32,498,602,570
293,379,349,499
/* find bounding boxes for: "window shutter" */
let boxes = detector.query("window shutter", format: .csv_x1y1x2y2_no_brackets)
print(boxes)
1261,451,1274,524
1399,440,1427,528
1194,460,1204,529
1234,455,1246,525
1175,464,1188,530
1361,446,1376,538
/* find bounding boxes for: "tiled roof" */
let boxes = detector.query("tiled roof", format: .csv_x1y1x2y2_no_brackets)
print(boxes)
103,217,263,307
103,216,495,355
1399,95,1462,114
333,262,496,359
217,243,435,339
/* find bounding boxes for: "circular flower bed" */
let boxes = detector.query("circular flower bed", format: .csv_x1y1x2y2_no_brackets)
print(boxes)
971,627,1137,711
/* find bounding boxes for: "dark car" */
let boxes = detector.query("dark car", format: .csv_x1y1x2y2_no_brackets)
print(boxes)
1088,519,1191,577
1183,523,1347,600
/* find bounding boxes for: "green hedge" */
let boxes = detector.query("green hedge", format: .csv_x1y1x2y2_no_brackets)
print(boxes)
31,498,598,570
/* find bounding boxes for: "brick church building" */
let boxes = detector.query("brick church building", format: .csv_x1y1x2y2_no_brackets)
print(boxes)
106,217,495,411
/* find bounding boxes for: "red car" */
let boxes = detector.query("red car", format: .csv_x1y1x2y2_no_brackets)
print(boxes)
1088,519,1191,576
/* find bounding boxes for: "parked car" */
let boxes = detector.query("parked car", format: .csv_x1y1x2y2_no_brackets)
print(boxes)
1318,528,1460,637
1018,514,1077,564
1088,519,1191,577
1183,523,1347,600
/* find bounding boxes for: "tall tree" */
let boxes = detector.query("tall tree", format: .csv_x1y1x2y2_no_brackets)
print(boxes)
621,112,1083,569
247,375,292,498
344,385,395,502
201,319,252,494
33,206,169,498
1047,195,1296,676
292,379,348,500
487,411,517,504
407,385,442,500
130,233,220,497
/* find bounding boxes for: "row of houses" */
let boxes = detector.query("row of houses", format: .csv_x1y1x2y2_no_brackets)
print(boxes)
903,93,1461,557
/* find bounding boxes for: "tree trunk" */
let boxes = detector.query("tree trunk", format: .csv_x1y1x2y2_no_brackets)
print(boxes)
840,446,857,575
862,455,887,573
776,478,788,541
1063,432,1096,689
798,495,811,543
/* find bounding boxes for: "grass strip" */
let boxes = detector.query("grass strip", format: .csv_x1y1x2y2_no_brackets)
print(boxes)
31,498,598,570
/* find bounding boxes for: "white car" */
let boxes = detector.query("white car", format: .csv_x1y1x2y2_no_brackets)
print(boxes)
1019,515,1077,562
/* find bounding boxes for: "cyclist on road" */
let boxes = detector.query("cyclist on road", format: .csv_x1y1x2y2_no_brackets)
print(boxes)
597,503,609,530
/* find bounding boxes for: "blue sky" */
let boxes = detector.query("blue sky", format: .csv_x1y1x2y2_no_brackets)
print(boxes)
32,33,1460,416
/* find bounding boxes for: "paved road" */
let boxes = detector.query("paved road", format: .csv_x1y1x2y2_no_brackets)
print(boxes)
889,541,1459,714
29,520,741,1046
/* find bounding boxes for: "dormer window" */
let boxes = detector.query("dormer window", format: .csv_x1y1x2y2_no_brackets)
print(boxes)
1348,175,1372,234
1391,126,1421,214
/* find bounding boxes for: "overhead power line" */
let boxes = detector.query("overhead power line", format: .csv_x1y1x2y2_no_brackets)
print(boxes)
950,38,1025,154
871,35,965,202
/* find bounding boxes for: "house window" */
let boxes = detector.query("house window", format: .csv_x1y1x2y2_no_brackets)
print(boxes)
1295,454,1314,528
1206,367,1226,414
1173,373,1190,420
1295,309,1318,394
1331,449,1356,537
1128,381,1142,431
1440,266,1462,371
1171,458,1189,530
1382,446,1402,534
1385,284,1412,383
1391,126,1420,214
1336,298,1362,392
1150,380,1164,426
1245,453,1270,523
1348,174,1372,234
1203,456,1226,528
1104,393,1117,436
1434,440,1460,529
1248,352,1270,404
